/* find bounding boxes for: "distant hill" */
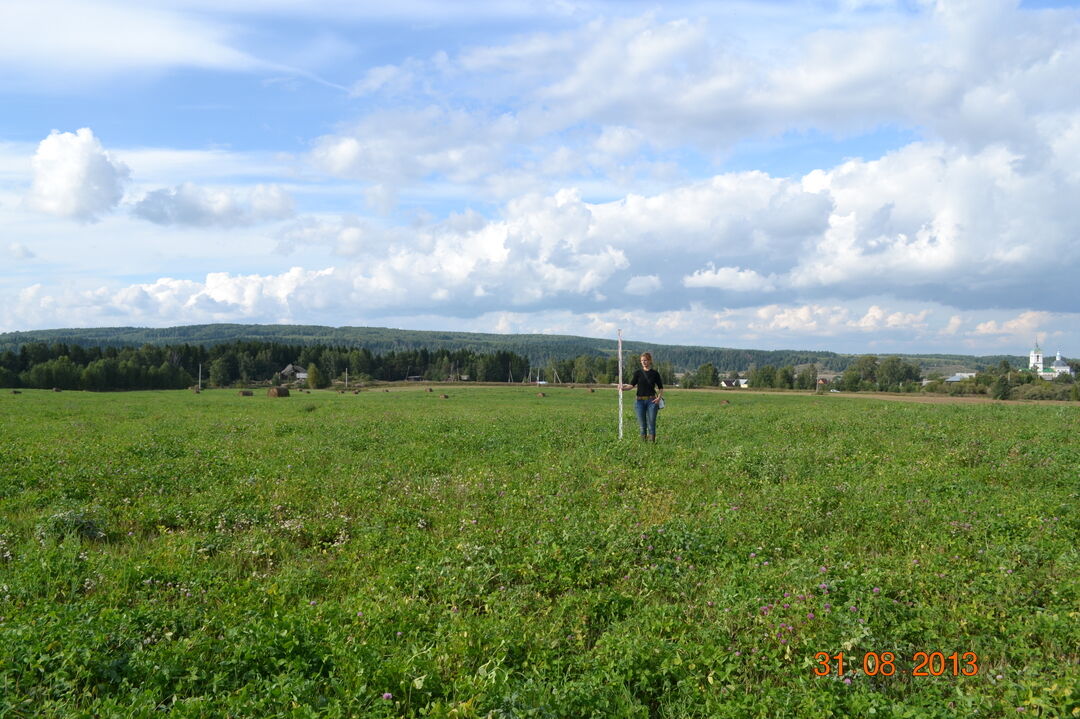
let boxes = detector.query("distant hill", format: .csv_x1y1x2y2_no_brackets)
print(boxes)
0,323,1025,373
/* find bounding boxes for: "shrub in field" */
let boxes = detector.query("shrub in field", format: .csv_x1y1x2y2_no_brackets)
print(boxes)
1010,382,1071,400
34,508,107,542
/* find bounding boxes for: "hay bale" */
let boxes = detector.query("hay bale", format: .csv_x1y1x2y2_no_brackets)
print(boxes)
537,392,546,397
383,389,390,393
53,387,62,392
11,390,21,394
439,394,449,399
268,387,290,398
426,387,433,392
589,388,595,393
721,399,730,405
239,390,253,396
353,390,360,394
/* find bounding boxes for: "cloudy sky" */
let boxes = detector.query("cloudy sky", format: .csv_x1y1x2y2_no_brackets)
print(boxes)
2,0,1079,354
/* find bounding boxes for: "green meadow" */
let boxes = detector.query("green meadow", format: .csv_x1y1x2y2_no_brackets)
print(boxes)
0,387,1076,718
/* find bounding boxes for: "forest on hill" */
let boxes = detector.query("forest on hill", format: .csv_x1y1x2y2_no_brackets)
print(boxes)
0,323,1026,374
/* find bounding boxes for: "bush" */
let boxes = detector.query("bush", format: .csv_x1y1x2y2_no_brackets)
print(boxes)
35,509,107,542
1009,382,1072,401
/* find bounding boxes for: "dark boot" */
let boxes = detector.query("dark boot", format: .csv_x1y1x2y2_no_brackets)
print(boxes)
647,434,655,442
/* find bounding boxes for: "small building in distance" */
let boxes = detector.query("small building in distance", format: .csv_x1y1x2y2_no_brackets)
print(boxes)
945,372,977,383
280,363,308,382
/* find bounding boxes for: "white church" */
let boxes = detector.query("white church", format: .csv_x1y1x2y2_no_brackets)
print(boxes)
1028,340,1073,380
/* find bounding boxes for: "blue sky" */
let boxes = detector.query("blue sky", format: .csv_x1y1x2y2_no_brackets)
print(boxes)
2,0,1079,356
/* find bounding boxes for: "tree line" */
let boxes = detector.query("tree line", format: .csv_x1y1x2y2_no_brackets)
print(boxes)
5,323,1029,375
0,341,533,391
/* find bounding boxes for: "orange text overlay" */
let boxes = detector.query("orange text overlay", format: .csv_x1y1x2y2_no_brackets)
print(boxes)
813,651,979,677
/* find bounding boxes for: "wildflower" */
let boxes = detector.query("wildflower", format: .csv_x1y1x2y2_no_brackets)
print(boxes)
872,587,880,593
780,638,787,644
749,552,756,558
783,603,790,609
807,613,815,619
819,583,827,589
850,606,857,612
382,693,393,700
820,566,827,573
843,678,851,685
824,603,831,610
784,592,790,597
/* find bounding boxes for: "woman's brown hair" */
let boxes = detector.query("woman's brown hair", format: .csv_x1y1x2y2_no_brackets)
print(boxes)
640,352,653,363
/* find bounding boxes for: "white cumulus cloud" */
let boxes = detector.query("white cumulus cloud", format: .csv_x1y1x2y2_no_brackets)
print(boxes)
683,265,776,292
24,128,130,222
624,274,661,295
132,183,294,227
972,310,1050,337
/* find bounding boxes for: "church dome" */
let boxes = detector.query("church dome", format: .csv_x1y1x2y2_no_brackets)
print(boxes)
1052,352,1069,369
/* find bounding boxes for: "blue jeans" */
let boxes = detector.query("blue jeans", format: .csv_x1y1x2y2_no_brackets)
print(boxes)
634,398,658,437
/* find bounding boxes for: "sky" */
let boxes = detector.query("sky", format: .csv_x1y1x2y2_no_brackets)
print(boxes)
2,0,1079,355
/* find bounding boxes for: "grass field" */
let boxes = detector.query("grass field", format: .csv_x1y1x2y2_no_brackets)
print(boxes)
0,386,1076,718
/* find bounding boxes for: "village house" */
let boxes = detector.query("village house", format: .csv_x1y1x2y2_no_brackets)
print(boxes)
279,363,308,382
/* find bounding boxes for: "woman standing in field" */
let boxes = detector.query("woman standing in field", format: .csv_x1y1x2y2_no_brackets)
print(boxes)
621,352,664,442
